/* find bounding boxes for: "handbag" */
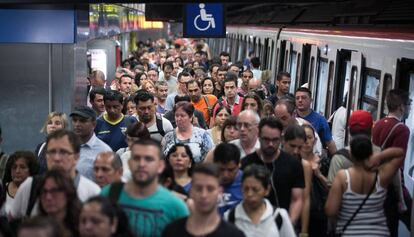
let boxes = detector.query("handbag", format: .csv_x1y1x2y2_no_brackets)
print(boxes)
333,170,378,236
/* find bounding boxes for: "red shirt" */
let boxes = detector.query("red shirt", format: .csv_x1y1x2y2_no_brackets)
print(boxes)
372,116,410,154
213,95,244,118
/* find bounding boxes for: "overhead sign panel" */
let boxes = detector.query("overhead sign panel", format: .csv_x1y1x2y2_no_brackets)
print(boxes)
184,3,225,38
0,9,75,43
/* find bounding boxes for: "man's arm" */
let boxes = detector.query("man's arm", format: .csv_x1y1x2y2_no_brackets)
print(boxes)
289,187,303,225
326,140,337,156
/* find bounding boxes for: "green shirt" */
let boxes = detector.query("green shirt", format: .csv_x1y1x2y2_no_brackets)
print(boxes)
102,184,189,237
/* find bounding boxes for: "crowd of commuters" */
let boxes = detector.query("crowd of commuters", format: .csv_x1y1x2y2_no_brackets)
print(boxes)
0,37,412,237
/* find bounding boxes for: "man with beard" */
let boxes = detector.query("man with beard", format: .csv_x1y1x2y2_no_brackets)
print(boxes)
162,163,245,237
187,79,217,126
241,117,304,225
134,90,173,142
102,139,189,237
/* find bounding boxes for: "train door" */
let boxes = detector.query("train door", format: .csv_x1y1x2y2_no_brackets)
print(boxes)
308,45,319,94
299,44,311,87
275,39,286,79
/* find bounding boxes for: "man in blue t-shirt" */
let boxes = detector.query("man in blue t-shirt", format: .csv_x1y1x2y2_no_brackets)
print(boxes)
101,139,189,237
95,90,137,151
213,143,243,216
295,87,337,155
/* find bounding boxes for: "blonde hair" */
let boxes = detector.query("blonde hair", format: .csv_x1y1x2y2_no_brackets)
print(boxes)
40,112,68,133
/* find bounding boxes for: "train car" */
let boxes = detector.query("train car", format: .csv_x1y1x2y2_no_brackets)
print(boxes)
208,25,414,194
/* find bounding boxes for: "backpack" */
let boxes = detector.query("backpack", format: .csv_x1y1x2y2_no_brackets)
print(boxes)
335,148,350,160
149,114,165,137
227,206,297,236
26,175,44,216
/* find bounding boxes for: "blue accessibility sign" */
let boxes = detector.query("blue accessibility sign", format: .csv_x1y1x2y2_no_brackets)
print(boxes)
184,3,225,38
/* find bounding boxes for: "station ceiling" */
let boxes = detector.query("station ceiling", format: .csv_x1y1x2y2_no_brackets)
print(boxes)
1,0,413,27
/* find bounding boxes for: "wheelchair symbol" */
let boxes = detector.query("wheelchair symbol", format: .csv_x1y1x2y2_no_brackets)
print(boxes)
194,3,216,31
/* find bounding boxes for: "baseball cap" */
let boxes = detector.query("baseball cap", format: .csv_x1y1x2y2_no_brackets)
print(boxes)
70,106,96,120
348,110,373,132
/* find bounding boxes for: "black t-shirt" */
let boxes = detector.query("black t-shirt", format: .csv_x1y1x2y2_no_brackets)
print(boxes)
241,150,304,210
162,217,245,237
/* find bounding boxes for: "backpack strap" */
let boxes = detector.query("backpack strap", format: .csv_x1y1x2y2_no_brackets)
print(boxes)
150,114,165,137
203,96,214,118
228,207,236,224
381,122,403,150
26,175,43,216
108,182,124,203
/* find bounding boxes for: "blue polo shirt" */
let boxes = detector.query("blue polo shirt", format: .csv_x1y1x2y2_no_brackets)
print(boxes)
302,110,333,145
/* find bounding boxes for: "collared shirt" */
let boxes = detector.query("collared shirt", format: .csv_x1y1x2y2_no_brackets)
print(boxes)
230,138,261,159
77,133,112,180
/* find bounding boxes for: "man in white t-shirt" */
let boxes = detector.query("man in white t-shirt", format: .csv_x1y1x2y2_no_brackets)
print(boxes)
10,130,101,218
134,90,173,142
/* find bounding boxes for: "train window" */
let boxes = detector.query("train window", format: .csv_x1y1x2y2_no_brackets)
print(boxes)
340,60,352,105
315,59,329,115
381,74,393,116
361,68,381,120
289,51,298,94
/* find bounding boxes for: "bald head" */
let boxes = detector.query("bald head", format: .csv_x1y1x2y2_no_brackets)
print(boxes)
274,100,295,129
94,152,123,187
248,78,262,91
237,109,260,144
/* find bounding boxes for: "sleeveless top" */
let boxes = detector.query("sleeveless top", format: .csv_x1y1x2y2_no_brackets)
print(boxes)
336,169,389,237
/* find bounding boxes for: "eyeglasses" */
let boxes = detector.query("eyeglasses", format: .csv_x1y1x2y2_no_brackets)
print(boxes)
40,187,65,196
46,149,75,157
236,122,257,130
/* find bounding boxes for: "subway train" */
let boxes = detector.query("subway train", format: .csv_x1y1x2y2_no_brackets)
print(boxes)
207,25,414,196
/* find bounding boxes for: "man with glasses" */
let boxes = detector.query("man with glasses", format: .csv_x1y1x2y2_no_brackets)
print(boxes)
71,106,112,180
11,130,101,218
230,110,260,159
241,117,304,225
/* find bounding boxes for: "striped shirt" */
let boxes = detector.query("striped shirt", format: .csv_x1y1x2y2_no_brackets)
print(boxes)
336,169,389,236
